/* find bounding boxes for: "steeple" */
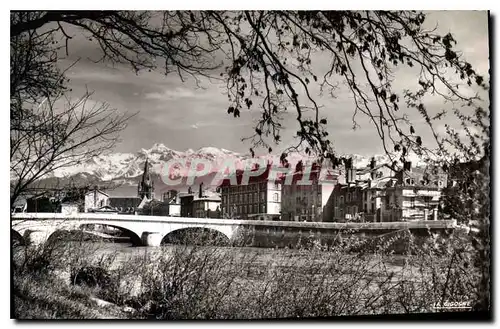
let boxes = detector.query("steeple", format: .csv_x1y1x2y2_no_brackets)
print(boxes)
138,158,154,200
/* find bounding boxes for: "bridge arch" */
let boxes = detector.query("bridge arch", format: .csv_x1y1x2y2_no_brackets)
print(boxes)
77,223,143,246
162,227,230,246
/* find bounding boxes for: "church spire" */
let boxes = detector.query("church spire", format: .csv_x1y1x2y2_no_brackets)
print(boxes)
138,157,154,200
142,158,151,184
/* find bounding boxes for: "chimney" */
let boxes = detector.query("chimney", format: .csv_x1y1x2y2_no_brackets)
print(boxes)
370,157,376,180
199,182,204,198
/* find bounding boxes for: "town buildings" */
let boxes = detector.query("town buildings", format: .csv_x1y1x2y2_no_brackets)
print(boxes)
15,152,450,224
328,158,448,222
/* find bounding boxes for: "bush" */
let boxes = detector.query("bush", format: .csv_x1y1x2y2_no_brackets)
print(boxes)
12,227,488,319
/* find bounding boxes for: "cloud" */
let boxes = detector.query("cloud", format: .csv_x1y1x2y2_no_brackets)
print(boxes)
144,87,205,101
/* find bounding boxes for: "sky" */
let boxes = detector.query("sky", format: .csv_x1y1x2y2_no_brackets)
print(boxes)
58,10,490,156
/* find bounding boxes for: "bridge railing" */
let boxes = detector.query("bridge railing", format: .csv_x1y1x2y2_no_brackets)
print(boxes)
12,212,457,231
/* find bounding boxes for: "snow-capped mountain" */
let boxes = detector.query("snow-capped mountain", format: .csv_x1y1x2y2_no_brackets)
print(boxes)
50,143,432,181
34,143,431,196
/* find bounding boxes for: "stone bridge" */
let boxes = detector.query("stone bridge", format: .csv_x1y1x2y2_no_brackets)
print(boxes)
11,213,458,247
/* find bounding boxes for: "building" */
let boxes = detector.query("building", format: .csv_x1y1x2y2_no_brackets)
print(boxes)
108,196,142,214
328,158,448,222
61,202,79,216
180,184,221,218
280,162,337,222
179,186,195,217
162,190,181,216
328,182,366,222
26,195,59,213
219,164,282,220
84,189,110,212
138,189,181,216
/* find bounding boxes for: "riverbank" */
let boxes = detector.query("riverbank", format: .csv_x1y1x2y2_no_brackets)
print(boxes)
12,228,486,319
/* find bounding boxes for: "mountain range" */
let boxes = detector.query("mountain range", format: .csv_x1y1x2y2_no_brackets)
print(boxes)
36,143,428,197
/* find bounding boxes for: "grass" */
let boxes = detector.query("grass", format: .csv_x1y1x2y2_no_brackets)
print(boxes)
11,228,488,319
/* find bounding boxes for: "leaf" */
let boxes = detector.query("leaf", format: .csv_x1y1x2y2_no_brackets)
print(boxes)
320,118,327,125
416,136,422,146
410,126,415,134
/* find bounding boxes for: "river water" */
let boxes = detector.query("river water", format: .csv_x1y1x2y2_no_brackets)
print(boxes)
63,239,411,276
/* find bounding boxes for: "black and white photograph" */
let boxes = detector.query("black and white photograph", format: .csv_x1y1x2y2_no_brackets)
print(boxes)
9,4,492,321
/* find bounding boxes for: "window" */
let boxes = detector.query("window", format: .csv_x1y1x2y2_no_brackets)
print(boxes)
405,178,415,185
410,197,415,209
261,192,265,202
340,196,344,204
274,181,280,189
261,203,266,213
347,193,350,202
273,193,279,202
424,196,431,208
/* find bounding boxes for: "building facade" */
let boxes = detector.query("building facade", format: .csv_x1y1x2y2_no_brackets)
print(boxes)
219,165,282,220
179,185,221,218
193,196,221,218
84,189,110,212
108,197,142,213
328,159,448,222
280,163,337,222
